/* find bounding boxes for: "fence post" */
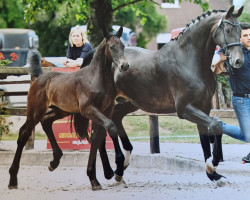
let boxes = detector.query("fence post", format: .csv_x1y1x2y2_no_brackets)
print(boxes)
149,115,160,153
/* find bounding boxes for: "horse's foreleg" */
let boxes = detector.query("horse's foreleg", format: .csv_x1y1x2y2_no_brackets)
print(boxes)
197,124,227,186
87,123,107,190
112,101,138,170
41,108,69,171
177,103,227,184
83,105,125,186
177,104,223,136
92,122,114,180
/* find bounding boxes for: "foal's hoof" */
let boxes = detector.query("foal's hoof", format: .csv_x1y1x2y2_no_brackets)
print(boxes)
104,170,114,180
115,173,123,182
90,179,102,191
8,185,18,189
92,185,102,191
48,165,55,172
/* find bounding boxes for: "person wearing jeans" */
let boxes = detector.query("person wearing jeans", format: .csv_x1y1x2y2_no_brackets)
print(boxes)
218,22,250,162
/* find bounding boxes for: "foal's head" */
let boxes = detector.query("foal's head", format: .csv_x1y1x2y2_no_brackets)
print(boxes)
103,27,129,72
213,6,244,68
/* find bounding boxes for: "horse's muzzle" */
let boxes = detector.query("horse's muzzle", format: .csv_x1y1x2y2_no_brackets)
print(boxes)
120,62,129,71
230,57,244,69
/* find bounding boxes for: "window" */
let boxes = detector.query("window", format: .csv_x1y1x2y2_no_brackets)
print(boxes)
161,0,180,8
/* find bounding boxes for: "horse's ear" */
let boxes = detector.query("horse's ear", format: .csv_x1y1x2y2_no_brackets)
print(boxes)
116,26,123,38
103,27,110,39
235,6,244,18
225,6,234,19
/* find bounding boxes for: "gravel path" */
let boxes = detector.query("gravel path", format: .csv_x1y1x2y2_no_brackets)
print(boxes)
1,165,250,200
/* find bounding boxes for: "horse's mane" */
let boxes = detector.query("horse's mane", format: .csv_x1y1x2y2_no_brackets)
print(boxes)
81,48,97,68
171,9,226,42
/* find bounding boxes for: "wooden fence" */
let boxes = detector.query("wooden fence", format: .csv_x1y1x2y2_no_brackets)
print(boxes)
0,67,236,153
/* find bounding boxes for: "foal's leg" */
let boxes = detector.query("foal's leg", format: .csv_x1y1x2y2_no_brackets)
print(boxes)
87,123,108,190
8,103,47,189
83,105,123,189
93,123,114,180
40,108,69,171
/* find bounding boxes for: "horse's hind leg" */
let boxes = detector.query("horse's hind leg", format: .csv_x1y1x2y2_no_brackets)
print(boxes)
8,117,41,189
9,91,48,189
41,108,69,171
112,101,138,170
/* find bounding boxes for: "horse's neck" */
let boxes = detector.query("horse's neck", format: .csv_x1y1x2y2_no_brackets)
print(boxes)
166,13,221,68
90,40,112,81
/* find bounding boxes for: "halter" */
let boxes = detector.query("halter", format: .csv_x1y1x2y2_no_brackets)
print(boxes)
213,15,241,74
213,15,241,57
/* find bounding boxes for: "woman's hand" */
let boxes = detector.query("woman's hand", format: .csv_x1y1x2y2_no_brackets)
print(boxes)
220,52,227,61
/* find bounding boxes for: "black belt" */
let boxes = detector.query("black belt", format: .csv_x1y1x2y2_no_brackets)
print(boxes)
233,93,250,98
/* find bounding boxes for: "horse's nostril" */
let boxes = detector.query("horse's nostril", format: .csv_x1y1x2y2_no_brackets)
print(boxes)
236,59,241,65
121,63,129,70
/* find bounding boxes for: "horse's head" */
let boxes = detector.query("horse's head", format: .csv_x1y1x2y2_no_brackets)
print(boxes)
213,6,244,69
103,26,129,72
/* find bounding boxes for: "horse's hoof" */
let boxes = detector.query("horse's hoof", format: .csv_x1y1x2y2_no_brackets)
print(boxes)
123,164,129,170
8,185,18,189
123,149,131,170
92,185,102,191
115,173,123,182
215,177,230,187
206,157,217,174
48,165,55,171
105,170,114,180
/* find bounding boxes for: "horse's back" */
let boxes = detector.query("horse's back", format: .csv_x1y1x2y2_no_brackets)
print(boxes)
115,47,176,113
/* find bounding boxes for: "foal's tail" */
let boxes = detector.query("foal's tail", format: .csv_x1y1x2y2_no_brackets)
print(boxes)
27,49,43,78
72,113,90,142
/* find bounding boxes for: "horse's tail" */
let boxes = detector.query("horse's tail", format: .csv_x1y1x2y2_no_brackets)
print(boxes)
81,48,97,68
71,113,90,142
27,49,43,78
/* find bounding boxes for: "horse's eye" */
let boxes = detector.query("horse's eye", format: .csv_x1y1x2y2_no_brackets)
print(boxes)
109,45,115,49
226,29,231,33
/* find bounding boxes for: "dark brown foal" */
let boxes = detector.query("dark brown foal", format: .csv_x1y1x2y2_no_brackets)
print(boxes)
8,27,129,190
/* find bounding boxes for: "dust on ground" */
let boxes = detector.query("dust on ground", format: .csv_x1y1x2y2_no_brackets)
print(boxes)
1,165,250,200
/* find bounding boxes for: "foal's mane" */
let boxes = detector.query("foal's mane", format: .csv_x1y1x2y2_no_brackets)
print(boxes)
171,9,226,42
89,34,118,66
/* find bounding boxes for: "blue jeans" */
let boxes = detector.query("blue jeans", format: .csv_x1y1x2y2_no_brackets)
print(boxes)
221,96,250,142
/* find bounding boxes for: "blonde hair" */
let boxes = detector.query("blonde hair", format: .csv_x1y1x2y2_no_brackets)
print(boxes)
69,25,85,47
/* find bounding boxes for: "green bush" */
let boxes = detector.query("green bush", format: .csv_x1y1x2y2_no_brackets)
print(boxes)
0,94,12,140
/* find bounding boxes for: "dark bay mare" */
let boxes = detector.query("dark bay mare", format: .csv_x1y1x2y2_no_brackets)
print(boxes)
110,6,244,184
83,6,244,186
8,27,129,190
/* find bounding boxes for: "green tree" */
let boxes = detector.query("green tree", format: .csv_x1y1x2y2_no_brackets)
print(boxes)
239,0,250,23
114,2,167,47
22,0,208,47
0,0,26,28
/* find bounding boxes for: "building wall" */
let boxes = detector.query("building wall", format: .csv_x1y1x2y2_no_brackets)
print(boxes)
146,0,232,50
